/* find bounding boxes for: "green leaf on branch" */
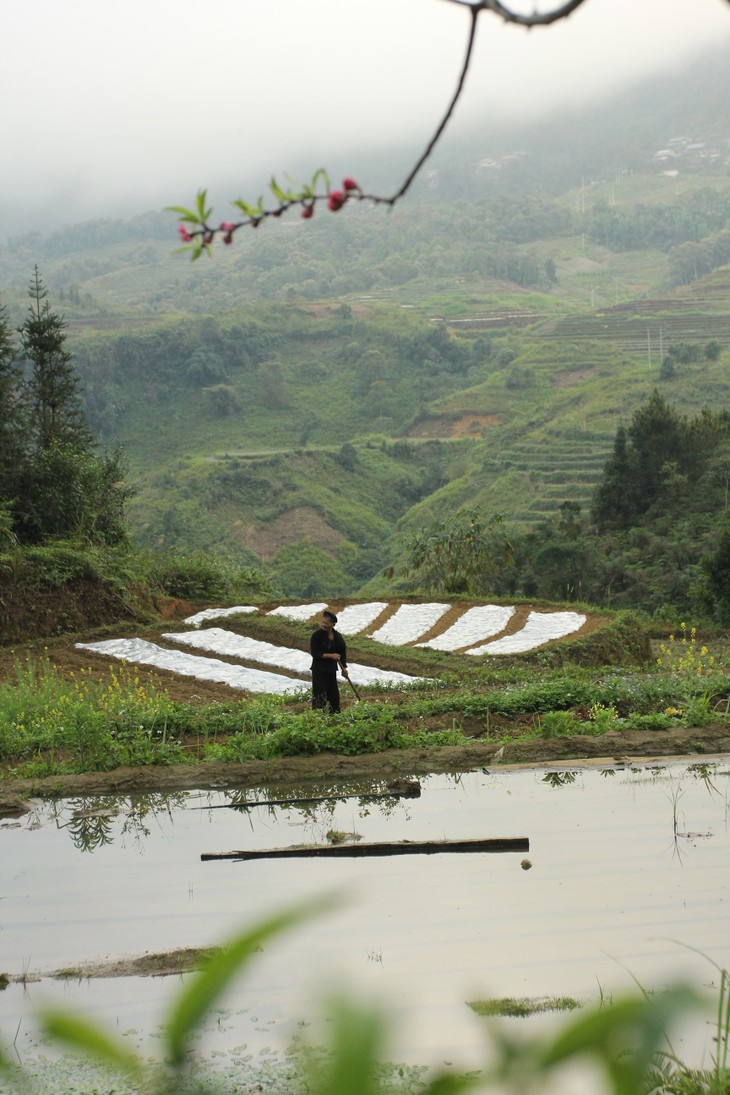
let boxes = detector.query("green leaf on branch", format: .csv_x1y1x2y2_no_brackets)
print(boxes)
269,176,294,203
195,188,211,222
233,198,263,218
311,167,331,193
165,205,201,223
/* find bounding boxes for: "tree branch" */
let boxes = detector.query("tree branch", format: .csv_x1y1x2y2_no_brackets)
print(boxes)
169,0,671,254
446,0,590,27
383,5,480,205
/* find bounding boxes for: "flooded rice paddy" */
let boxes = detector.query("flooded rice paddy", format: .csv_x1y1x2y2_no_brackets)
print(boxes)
1,757,729,1086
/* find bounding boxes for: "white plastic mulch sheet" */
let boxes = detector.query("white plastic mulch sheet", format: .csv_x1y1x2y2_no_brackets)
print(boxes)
466,611,586,656
334,602,389,634
165,628,422,687
75,638,307,695
416,604,516,651
368,603,450,645
183,606,258,628
267,603,327,621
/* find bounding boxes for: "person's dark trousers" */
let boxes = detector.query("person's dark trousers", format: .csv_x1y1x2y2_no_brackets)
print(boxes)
312,670,341,713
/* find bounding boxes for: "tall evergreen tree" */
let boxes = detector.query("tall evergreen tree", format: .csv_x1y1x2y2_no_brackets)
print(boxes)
626,390,687,513
13,269,128,545
0,303,26,511
18,266,92,453
592,424,635,530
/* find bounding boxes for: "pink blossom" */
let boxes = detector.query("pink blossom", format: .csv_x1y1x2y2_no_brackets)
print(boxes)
343,177,358,192
220,221,234,233
328,189,346,212
178,224,193,243
301,204,315,219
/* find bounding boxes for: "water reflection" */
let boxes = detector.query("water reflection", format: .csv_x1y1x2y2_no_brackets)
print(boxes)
2,757,730,1074
208,779,419,847
686,761,722,794
13,761,730,860
37,780,419,851
541,770,578,787
48,791,190,852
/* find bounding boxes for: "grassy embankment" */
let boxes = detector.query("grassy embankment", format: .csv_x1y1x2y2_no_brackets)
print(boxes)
1,602,728,782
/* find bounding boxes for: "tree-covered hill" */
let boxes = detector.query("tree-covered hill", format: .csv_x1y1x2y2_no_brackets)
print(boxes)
54,263,730,610
1,47,730,611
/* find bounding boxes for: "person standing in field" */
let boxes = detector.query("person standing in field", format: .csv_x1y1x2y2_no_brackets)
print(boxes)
310,609,349,713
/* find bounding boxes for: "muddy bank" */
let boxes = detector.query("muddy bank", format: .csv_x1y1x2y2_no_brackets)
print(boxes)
2,723,729,819
0,947,223,986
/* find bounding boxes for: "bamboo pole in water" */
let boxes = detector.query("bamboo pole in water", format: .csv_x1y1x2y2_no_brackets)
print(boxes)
201,837,529,861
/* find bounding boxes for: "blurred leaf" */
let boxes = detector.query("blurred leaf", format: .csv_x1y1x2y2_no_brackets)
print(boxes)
540,986,701,1095
233,198,262,218
420,1070,483,1094
311,167,331,192
38,1009,143,1078
0,1044,14,1076
269,176,291,203
165,894,336,1066
165,205,200,222
308,997,480,1095
194,188,211,222
307,996,385,1095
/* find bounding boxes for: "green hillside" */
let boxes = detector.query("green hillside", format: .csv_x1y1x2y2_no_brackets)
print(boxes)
54,260,730,599
2,51,730,600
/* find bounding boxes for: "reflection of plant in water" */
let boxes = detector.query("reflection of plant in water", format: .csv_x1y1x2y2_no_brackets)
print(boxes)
666,771,720,863
686,763,720,795
669,783,686,843
57,791,189,852
542,771,577,787
120,791,189,849
224,779,415,826
63,801,116,852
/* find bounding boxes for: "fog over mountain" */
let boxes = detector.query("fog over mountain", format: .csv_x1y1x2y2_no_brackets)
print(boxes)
3,0,729,238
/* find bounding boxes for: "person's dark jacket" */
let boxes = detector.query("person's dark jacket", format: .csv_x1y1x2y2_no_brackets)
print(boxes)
310,628,347,674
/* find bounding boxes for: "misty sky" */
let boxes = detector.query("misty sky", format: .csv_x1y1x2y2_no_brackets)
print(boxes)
3,0,729,236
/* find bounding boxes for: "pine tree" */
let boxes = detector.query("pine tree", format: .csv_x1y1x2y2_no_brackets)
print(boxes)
0,303,26,511
592,424,635,530
18,266,92,453
14,268,128,545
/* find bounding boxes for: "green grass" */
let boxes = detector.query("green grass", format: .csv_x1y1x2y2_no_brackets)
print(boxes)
2,610,728,780
468,995,583,1018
